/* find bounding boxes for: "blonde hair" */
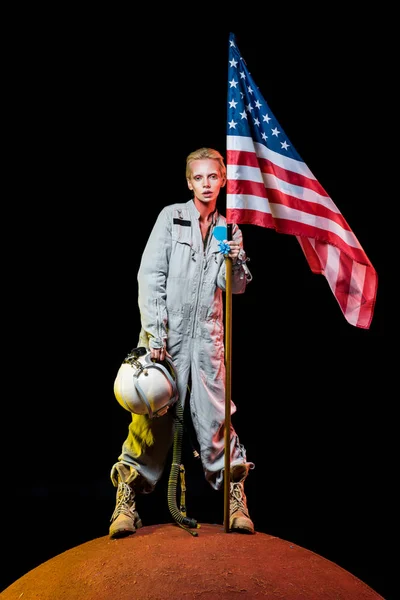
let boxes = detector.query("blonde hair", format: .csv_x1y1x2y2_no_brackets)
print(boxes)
185,147,226,180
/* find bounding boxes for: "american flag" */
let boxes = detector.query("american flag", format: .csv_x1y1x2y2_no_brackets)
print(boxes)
226,32,377,329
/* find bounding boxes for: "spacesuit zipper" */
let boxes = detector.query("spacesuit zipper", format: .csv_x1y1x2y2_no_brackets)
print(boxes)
191,250,204,338
191,222,213,338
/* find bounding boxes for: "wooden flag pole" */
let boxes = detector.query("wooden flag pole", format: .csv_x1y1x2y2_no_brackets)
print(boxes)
223,224,233,533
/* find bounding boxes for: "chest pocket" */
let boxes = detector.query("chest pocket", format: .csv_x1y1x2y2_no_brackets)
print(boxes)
171,209,192,245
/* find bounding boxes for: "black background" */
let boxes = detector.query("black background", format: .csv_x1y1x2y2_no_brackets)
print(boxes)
3,10,390,599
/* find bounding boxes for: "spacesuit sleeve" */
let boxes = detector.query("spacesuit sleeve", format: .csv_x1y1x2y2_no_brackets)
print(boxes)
137,207,172,349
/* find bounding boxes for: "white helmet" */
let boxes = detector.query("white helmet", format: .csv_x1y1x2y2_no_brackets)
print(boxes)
114,347,179,419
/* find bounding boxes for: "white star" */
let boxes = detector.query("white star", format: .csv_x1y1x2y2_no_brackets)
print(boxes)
255,100,262,109
240,71,246,79
229,78,238,88
261,132,268,141
228,119,237,129
246,103,253,113
253,117,260,126
271,127,280,137
281,141,290,150
240,110,247,120
240,92,244,99
229,40,235,47
247,85,253,95
229,58,238,68
229,99,238,109
262,113,271,123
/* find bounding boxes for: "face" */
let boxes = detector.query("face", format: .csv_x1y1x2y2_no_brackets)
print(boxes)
187,159,226,204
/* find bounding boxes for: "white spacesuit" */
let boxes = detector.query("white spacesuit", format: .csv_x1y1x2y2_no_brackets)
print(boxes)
115,199,253,492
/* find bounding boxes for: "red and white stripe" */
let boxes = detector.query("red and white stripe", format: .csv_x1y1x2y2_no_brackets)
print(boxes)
226,135,377,329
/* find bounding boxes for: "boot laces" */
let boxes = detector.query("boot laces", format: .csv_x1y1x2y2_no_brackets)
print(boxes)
230,480,250,518
111,481,135,522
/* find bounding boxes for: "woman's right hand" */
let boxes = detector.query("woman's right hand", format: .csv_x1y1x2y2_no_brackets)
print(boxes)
150,346,171,361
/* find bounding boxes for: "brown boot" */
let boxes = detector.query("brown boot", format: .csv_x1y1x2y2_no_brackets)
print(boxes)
229,463,255,534
109,463,143,539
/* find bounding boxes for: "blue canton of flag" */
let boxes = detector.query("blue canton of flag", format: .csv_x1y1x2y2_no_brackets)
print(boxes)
227,48,301,162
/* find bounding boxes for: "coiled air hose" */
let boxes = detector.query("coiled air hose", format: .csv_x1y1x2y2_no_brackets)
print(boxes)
167,397,199,536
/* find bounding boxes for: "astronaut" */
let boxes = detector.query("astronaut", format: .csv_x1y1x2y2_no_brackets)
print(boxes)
110,147,254,538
